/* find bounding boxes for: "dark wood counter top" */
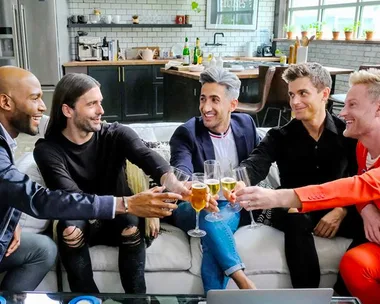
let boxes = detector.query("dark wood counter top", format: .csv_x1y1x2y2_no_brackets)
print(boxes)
161,66,354,80
62,56,280,67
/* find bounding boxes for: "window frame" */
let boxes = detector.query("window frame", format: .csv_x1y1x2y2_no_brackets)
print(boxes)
286,0,380,38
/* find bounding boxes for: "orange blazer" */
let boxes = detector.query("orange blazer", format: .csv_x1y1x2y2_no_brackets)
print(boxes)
295,142,380,213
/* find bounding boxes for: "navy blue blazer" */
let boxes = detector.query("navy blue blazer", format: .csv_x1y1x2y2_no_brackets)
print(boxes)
169,113,260,176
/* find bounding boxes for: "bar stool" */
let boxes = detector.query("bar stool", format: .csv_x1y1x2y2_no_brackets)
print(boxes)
261,66,290,127
235,66,276,126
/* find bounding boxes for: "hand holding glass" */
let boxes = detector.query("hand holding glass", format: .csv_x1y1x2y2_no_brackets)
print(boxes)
188,173,207,237
163,166,190,204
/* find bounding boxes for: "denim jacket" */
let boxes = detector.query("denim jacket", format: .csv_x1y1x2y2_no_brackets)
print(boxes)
0,128,115,262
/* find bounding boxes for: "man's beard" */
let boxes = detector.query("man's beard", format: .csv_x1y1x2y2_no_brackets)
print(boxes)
73,115,101,133
10,109,38,136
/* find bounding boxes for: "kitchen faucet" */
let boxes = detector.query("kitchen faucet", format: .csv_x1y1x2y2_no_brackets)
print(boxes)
205,32,225,46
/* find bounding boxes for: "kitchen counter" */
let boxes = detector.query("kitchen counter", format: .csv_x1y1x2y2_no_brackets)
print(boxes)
63,59,171,67
161,68,261,80
62,56,280,67
161,66,354,80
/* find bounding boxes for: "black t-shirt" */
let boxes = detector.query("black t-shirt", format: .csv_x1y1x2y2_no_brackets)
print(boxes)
34,122,169,197
241,112,358,189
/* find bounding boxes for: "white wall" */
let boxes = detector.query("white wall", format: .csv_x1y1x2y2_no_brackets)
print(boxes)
68,0,275,60
276,41,380,94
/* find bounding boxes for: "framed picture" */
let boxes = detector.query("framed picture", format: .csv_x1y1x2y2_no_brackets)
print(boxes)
206,0,259,30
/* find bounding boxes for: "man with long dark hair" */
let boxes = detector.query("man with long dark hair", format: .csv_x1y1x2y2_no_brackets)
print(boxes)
0,66,180,291
33,73,184,293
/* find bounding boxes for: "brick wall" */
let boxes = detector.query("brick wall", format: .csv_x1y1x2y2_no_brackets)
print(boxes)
276,40,380,94
68,0,275,60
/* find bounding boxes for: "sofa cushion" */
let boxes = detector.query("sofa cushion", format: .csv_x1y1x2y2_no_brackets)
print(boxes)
88,223,192,272
126,122,182,142
189,225,352,277
15,152,50,234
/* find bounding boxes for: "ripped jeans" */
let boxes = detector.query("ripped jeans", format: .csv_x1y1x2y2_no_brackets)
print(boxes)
56,214,146,293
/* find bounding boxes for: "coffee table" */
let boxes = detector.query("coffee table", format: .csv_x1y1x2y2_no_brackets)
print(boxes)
0,292,361,304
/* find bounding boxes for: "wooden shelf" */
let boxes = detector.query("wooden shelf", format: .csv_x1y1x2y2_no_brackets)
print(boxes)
67,21,192,28
274,38,380,45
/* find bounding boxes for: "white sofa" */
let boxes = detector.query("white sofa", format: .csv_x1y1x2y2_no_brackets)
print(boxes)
13,122,353,294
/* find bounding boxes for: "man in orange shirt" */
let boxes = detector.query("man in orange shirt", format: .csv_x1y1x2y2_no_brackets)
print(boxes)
232,68,380,304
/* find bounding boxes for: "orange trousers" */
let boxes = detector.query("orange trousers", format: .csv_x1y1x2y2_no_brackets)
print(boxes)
340,243,380,304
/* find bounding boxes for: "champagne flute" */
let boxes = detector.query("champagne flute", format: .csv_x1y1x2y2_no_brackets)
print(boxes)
162,166,190,211
204,160,223,222
163,166,190,200
188,173,207,238
220,159,242,213
234,167,261,229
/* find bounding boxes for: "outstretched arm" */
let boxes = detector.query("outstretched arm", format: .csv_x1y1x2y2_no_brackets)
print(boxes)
234,167,380,212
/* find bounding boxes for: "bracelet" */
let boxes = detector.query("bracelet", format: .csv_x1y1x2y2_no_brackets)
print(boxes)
122,196,129,213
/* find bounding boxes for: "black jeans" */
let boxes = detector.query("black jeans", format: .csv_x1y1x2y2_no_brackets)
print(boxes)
272,206,366,291
57,214,146,293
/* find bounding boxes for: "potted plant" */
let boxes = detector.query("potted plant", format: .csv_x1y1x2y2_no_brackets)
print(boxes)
132,15,139,24
364,29,374,41
344,21,360,40
283,24,295,39
332,28,340,40
301,24,310,37
312,21,326,40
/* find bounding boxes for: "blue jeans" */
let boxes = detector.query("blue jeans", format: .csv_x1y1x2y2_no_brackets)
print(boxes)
172,201,245,293
0,232,57,291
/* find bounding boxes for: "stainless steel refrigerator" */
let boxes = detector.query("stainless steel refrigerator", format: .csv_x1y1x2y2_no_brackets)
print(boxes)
0,0,70,112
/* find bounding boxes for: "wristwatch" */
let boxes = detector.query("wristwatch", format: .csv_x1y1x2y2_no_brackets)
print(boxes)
123,196,129,213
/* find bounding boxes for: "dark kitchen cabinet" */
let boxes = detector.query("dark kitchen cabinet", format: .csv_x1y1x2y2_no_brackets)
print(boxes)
88,66,122,122
163,73,201,122
152,65,164,118
87,65,165,122
122,65,152,121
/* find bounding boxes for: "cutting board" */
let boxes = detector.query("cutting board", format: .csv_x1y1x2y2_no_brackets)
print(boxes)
132,46,160,59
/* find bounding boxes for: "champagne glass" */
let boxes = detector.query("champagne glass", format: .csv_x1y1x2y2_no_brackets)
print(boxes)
188,173,207,237
163,166,190,200
220,159,242,213
204,160,223,222
162,167,190,210
234,167,261,229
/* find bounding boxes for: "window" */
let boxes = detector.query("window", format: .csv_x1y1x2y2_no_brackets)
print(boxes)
206,0,259,30
286,0,380,39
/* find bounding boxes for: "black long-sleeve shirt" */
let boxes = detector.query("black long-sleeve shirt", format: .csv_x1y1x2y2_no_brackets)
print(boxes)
34,122,170,197
241,112,358,189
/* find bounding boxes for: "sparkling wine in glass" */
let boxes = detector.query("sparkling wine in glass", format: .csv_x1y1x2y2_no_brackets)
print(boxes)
188,173,207,237
220,159,242,213
204,160,223,222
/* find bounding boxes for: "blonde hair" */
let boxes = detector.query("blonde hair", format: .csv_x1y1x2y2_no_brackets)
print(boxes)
349,68,380,102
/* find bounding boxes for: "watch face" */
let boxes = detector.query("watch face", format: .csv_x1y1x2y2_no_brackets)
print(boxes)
0,296,6,304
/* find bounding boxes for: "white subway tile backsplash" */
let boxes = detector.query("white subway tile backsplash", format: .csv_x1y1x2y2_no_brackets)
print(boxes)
67,0,275,59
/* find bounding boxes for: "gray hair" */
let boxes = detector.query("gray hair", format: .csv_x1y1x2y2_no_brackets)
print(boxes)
282,62,332,92
199,66,241,100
